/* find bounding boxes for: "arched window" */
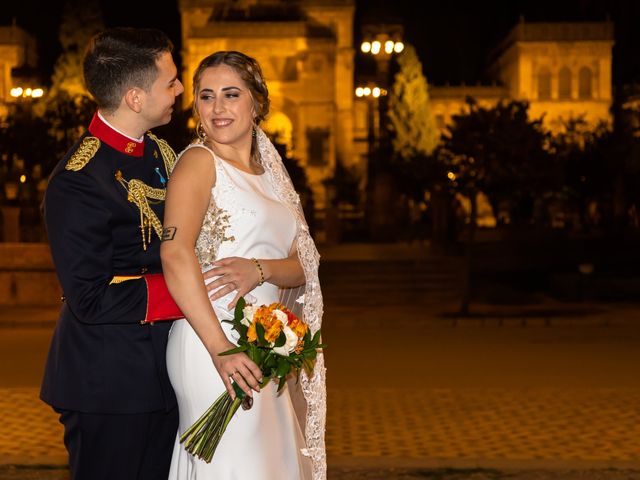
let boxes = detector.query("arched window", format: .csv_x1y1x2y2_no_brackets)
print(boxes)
559,67,571,99
579,67,592,99
538,67,551,100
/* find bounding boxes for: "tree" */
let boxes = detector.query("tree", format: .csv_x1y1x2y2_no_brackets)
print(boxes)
597,94,640,230
47,0,104,101
440,98,551,314
0,108,56,194
550,117,610,231
442,98,552,227
38,0,102,174
44,94,96,175
387,44,439,161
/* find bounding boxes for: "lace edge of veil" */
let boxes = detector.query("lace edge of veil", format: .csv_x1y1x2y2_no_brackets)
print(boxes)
257,128,327,480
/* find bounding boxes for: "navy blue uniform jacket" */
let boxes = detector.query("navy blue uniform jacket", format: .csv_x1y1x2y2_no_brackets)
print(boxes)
40,114,181,414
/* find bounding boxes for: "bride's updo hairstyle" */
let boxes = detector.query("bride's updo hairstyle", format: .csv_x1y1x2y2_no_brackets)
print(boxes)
192,51,270,162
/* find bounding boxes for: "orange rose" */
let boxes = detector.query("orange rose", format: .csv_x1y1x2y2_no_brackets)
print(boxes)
287,316,308,338
264,317,283,343
247,322,257,343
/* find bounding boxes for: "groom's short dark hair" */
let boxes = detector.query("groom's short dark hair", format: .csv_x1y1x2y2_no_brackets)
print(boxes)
83,27,173,112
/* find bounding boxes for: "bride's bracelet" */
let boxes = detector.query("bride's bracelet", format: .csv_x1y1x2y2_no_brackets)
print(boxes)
251,258,265,286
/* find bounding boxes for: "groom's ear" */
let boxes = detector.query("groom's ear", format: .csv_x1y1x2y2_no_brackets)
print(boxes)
124,88,144,114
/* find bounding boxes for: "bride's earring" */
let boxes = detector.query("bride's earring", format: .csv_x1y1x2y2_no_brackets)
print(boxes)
196,121,207,142
252,117,258,139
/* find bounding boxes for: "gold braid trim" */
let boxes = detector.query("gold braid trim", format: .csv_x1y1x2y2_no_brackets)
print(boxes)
115,170,165,250
110,275,142,285
147,132,177,177
65,137,100,171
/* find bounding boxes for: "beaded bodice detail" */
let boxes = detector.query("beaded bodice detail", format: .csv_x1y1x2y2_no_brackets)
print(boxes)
195,196,234,268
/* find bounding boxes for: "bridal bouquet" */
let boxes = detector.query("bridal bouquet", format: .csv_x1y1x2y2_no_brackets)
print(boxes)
179,297,325,463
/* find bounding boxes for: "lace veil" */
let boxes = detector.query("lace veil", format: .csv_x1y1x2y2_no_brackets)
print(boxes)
256,128,326,479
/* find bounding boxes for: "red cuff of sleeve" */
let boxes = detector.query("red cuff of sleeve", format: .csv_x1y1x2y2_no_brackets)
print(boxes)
143,273,183,324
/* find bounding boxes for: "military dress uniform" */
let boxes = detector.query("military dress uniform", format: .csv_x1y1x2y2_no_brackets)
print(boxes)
41,113,183,480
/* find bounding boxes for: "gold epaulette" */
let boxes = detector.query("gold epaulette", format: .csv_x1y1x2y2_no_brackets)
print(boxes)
147,132,177,177
65,137,101,171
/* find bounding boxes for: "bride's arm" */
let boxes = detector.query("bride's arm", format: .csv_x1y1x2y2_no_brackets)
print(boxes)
205,246,304,308
257,247,305,287
161,148,262,399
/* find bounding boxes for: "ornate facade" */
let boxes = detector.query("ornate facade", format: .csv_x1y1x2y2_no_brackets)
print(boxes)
430,21,614,132
178,0,356,208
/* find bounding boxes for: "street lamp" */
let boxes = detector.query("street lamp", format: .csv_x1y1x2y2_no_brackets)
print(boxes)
359,24,404,148
358,23,404,241
355,84,387,151
4,84,45,242
360,24,404,78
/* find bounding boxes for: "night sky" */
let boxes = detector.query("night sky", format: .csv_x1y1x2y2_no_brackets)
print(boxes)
2,0,639,88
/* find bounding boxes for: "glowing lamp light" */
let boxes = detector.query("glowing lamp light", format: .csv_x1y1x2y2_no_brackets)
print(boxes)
355,85,387,98
384,40,395,54
361,42,371,53
394,42,405,53
19,175,27,184
371,41,381,55
9,87,45,98
447,171,456,181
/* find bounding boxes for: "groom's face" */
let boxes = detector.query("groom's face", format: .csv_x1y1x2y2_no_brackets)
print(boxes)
139,51,184,128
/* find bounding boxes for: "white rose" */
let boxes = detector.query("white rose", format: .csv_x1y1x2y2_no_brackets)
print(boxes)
241,305,256,327
273,309,288,325
272,326,299,357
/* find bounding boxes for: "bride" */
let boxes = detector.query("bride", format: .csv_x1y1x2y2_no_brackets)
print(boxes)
160,51,325,479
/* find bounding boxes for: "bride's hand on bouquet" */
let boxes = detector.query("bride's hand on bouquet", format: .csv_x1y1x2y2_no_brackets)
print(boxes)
203,256,263,309
211,339,263,399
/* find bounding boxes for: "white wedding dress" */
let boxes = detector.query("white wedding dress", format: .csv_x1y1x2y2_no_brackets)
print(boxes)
166,143,312,479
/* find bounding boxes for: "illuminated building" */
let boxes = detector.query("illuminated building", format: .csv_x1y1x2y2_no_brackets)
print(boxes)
179,0,356,210
0,24,38,118
431,20,614,133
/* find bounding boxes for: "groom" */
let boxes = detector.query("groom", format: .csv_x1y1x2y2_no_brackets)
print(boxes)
41,28,184,479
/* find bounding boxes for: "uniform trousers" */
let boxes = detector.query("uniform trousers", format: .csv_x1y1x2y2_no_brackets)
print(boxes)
57,407,178,480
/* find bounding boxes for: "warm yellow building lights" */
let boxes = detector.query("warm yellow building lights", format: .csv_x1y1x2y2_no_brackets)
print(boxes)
355,86,387,98
10,87,44,98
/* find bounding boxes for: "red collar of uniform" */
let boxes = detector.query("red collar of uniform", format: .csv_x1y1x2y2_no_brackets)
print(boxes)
88,113,145,157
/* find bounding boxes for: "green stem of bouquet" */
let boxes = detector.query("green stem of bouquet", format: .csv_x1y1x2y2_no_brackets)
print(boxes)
180,383,246,463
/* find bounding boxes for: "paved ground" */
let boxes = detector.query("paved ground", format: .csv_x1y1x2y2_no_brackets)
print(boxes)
1,243,640,479
2,466,640,480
